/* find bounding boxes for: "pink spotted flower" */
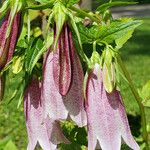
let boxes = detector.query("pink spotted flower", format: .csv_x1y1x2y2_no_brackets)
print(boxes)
24,79,69,150
85,63,140,150
42,24,87,127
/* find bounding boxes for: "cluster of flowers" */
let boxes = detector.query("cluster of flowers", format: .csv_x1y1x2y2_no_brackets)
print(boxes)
0,2,140,150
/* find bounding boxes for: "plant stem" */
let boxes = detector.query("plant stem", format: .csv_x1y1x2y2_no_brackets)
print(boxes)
117,55,149,149
70,6,101,24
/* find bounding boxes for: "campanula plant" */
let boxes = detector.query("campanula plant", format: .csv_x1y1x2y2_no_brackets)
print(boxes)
0,0,149,150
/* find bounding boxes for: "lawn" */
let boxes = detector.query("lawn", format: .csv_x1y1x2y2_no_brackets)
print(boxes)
0,18,150,149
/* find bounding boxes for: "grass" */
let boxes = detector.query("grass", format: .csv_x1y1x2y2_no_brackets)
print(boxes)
0,17,150,149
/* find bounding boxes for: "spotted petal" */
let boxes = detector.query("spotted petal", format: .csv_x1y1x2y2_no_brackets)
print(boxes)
53,24,72,96
42,29,87,127
86,64,140,150
24,79,68,150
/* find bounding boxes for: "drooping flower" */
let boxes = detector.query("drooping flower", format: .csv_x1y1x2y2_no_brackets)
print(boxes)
85,64,140,150
42,24,87,127
53,24,72,96
0,12,21,70
24,79,69,150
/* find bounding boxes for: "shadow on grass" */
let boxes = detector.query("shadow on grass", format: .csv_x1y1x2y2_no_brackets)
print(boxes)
128,114,141,137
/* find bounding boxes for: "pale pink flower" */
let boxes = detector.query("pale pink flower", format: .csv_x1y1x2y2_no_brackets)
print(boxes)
85,64,140,150
42,24,87,127
24,79,69,150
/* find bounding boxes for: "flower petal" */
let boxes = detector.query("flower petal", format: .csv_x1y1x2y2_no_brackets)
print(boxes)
107,91,140,150
62,31,87,127
86,64,140,150
25,79,68,150
7,12,21,63
0,14,9,69
86,64,121,150
53,24,72,96
0,12,20,69
42,50,68,120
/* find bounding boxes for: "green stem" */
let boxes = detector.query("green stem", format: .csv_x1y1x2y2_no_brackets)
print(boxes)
70,6,101,24
117,55,149,149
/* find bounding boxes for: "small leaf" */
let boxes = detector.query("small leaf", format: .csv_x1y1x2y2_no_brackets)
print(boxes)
12,56,24,74
4,140,18,150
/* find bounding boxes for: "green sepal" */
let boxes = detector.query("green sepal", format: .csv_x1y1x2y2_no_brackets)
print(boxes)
12,56,24,74
90,51,101,69
102,47,116,93
53,2,67,51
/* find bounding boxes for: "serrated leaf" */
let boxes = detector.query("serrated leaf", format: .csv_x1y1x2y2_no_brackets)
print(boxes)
77,23,100,43
98,20,142,44
96,1,137,13
78,19,142,46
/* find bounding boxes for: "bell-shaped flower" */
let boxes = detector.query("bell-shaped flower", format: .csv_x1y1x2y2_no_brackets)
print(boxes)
24,79,69,150
42,24,87,127
0,12,21,70
85,63,140,150
53,24,72,96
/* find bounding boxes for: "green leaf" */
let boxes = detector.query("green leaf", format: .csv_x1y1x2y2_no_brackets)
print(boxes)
98,19,142,44
78,19,142,46
0,137,10,148
77,23,101,44
25,38,44,74
27,1,54,10
3,67,25,107
140,80,150,108
34,0,51,4
96,1,137,13
4,140,18,150
62,0,80,7
0,0,10,20
59,121,87,150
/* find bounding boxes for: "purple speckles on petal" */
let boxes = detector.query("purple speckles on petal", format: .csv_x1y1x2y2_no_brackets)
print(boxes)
42,25,87,127
86,64,140,150
0,12,21,70
53,24,72,96
24,79,68,150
